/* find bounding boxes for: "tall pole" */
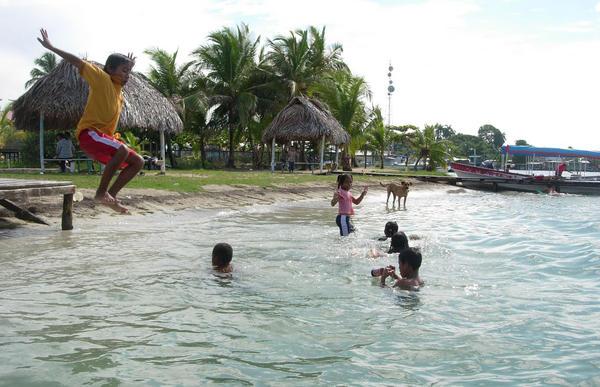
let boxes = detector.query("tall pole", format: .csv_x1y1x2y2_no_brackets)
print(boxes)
387,62,394,127
387,63,395,168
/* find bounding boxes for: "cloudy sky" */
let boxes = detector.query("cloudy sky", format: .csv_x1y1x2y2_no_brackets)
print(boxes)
1,0,600,149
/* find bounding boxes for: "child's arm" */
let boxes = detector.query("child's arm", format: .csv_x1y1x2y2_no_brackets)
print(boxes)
37,28,84,71
330,190,340,206
352,186,368,205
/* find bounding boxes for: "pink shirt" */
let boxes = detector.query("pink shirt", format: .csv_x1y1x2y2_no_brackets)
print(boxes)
338,188,355,215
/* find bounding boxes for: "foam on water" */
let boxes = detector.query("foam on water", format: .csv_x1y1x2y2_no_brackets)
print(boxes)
1,186,600,385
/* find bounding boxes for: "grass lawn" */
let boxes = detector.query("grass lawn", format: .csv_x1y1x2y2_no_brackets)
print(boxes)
0,169,445,193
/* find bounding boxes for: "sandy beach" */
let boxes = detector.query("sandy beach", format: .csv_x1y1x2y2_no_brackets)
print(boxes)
0,178,445,228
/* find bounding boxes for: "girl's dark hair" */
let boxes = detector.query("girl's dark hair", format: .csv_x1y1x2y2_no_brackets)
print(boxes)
384,221,398,238
337,174,352,188
388,231,409,253
104,53,133,73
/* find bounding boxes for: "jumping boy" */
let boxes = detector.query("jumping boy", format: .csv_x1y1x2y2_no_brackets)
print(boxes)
212,243,233,273
37,28,144,213
379,247,424,290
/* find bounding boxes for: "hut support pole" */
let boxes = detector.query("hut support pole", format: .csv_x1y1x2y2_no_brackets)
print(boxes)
271,138,276,173
159,129,166,175
39,111,45,174
335,145,339,169
319,134,325,174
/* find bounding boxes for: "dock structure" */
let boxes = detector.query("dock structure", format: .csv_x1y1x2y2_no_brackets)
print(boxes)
0,178,76,230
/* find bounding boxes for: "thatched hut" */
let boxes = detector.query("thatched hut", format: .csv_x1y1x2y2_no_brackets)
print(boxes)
262,96,350,172
12,60,183,173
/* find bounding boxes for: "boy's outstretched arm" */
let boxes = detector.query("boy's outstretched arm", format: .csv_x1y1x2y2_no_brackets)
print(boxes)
37,28,83,71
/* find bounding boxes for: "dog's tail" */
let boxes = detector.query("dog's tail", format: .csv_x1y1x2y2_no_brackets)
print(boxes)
379,182,388,188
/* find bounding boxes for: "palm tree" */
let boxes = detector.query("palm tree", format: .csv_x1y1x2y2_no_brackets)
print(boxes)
144,48,197,167
365,107,401,169
25,52,58,88
313,70,371,168
194,23,260,168
265,26,347,98
407,125,450,170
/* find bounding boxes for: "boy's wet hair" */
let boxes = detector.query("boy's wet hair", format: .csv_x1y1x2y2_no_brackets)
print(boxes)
384,221,398,237
399,247,422,270
337,173,352,188
104,53,133,73
388,231,409,253
212,242,233,268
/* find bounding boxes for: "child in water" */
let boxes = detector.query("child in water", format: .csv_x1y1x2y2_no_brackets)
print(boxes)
369,231,409,257
379,247,424,290
212,243,233,273
331,174,368,236
378,221,398,241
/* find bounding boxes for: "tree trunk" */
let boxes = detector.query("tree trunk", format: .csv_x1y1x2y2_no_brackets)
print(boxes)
414,156,422,170
227,121,235,168
199,136,206,169
380,146,384,169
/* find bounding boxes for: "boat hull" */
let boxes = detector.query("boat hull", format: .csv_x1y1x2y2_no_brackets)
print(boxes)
450,163,600,195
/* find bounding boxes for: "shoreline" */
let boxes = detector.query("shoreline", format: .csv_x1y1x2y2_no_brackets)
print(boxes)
0,179,447,228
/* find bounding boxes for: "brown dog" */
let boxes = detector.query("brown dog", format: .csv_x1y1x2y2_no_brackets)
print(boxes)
380,181,412,208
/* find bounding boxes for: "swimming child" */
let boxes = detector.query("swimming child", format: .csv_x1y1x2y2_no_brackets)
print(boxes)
330,174,368,236
377,221,398,241
379,247,424,290
37,28,144,213
369,231,409,257
212,243,233,273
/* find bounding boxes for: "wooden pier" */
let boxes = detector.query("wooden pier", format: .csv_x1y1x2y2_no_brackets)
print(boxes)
0,178,76,230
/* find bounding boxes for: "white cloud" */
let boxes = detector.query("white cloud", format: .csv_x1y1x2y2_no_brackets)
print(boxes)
596,2,600,13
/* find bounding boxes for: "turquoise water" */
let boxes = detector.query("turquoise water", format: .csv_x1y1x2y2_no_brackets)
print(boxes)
1,187,600,385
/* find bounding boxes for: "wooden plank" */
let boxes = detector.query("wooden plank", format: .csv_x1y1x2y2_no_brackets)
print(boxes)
0,179,73,190
0,185,76,201
0,198,50,225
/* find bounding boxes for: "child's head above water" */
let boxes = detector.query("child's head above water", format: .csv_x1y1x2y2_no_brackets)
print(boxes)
212,242,233,272
398,247,422,277
104,53,135,85
388,231,409,253
384,221,398,238
337,173,353,190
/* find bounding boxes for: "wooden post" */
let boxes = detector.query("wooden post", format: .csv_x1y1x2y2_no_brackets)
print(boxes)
39,111,45,174
271,138,276,173
61,193,73,230
335,145,339,169
319,134,325,174
159,129,166,174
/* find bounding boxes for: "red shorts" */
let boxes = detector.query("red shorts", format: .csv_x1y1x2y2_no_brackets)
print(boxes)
78,129,134,168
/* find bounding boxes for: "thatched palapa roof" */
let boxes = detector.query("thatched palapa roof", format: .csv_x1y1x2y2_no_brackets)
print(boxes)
262,96,350,145
12,60,183,133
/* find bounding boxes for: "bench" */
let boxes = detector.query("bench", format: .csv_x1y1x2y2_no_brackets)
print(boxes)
43,158,97,173
276,161,335,173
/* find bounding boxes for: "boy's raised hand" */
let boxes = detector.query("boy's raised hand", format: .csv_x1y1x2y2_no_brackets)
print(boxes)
37,28,53,50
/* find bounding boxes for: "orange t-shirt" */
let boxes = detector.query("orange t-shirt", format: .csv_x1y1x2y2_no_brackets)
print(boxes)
75,61,123,139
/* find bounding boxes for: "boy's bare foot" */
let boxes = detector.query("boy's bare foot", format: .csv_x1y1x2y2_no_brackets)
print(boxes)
106,200,130,214
94,192,129,213
94,191,116,204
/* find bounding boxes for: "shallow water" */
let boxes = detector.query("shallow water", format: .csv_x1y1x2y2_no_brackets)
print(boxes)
1,187,600,385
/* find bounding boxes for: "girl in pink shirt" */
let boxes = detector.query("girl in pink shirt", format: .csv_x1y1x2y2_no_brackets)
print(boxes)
330,174,368,236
